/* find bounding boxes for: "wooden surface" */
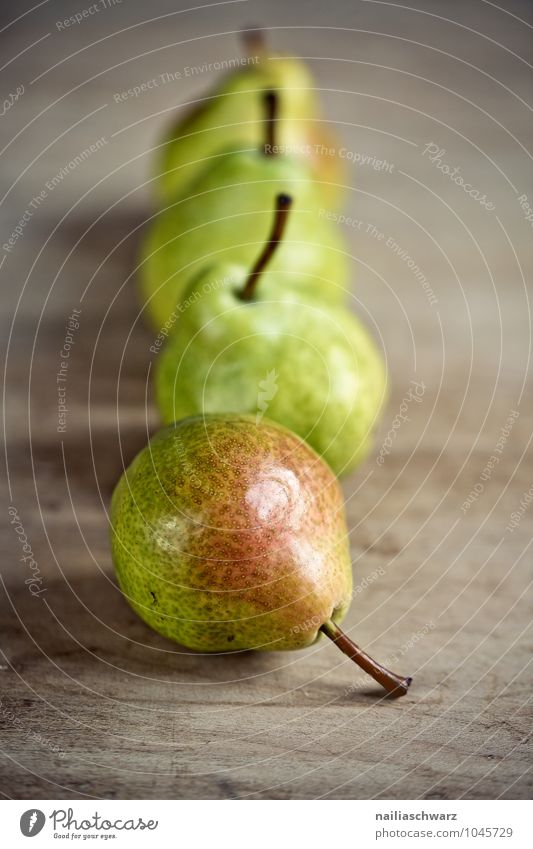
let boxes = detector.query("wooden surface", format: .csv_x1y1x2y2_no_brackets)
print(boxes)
1,0,532,800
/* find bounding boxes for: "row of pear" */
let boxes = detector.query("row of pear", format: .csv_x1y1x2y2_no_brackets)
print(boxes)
108,38,412,697
138,37,387,477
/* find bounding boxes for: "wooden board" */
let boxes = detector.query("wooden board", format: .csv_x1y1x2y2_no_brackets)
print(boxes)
1,0,532,799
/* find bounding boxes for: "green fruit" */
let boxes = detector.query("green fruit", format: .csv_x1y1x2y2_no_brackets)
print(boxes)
154,196,386,477
111,414,352,651
110,415,411,696
140,101,348,332
155,45,345,205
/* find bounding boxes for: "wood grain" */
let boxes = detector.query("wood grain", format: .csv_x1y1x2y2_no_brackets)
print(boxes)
1,0,532,799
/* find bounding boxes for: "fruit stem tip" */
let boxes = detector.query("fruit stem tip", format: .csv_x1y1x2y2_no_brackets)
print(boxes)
241,26,265,56
320,620,412,699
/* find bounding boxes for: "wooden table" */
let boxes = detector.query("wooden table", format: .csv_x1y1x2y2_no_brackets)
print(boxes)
1,0,532,799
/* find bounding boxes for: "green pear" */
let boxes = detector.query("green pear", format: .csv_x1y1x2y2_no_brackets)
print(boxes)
154,195,386,477
155,32,345,205
110,414,411,696
140,93,349,332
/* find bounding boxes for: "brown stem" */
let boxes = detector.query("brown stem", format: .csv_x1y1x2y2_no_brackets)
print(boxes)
263,90,277,154
240,194,292,301
241,26,266,57
320,620,412,698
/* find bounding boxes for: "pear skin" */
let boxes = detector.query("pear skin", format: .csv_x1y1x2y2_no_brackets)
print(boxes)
155,53,344,206
154,261,386,478
139,151,349,331
110,415,352,651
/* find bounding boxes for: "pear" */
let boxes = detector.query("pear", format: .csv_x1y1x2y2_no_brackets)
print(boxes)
155,30,345,206
110,414,411,697
140,93,348,332
155,195,386,477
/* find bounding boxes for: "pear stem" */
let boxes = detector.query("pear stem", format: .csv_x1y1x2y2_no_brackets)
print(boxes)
263,90,277,154
320,620,412,698
240,194,292,301
241,27,266,57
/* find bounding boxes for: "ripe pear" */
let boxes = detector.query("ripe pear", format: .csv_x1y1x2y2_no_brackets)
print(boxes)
110,414,411,697
155,195,386,477
155,30,345,205
140,93,348,332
